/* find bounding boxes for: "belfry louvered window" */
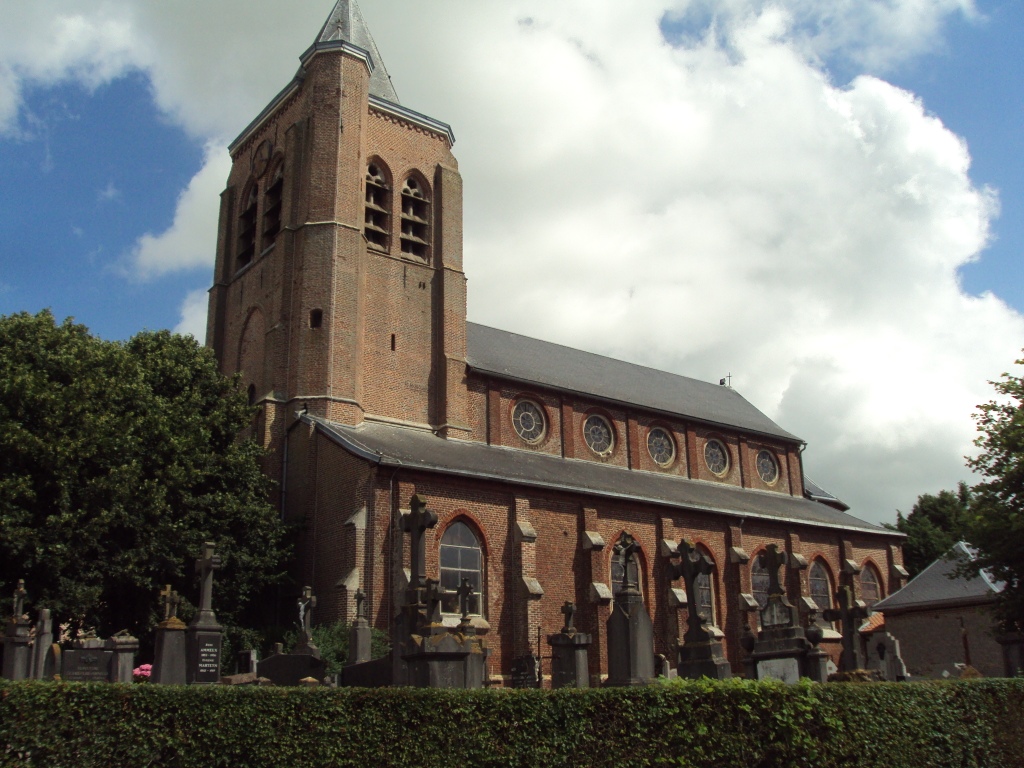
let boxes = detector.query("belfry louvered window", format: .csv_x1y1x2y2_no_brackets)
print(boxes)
400,176,430,260
262,163,284,249
237,183,258,268
364,162,390,251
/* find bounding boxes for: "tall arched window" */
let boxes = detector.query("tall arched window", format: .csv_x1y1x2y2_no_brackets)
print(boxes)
809,559,834,626
751,556,769,611
364,161,390,251
859,563,882,608
693,546,717,625
439,520,482,615
400,176,430,260
262,162,284,249
237,182,258,268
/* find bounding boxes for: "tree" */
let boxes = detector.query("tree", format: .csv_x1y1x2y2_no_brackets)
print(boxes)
886,482,971,578
965,357,1024,631
0,310,289,640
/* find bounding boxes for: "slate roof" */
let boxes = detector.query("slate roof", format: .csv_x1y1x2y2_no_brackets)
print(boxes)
316,0,399,102
803,476,850,512
874,542,1001,612
312,418,889,535
465,323,801,443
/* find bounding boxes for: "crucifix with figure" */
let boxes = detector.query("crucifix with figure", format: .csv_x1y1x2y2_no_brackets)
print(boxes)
298,586,317,636
613,533,641,594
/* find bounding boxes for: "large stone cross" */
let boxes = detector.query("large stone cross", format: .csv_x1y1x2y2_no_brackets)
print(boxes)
823,584,870,670
759,544,788,598
667,540,715,642
402,494,438,597
12,579,27,619
195,542,222,614
613,533,641,593
298,586,317,635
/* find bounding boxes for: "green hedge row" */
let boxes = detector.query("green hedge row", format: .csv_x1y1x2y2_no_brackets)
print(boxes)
2,678,1022,768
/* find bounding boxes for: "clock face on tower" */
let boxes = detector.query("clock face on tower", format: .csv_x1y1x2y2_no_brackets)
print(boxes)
252,139,273,177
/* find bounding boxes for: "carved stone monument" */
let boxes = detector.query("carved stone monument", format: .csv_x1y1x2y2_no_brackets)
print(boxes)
823,584,871,672
742,545,828,683
399,496,487,689
664,540,732,680
605,533,655,686
2,580,33,681
187,542,224,684
257,588,327,686
30,608,54,680
348,589,371,666
547,601,591,688
151,584,187,685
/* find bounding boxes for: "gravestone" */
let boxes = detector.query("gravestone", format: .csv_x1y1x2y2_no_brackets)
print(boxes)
151,585,187,685
510,654,540,688
742,545,828,683
257,589,327,686
348,589,371,666
605,533,655,686
664,540,731,680
2,580,33,681
30,609,54,680
107,630,140,683
396,496,488,689
62,634,115,683
823,584,870,672
865,631,908,681
547,601,591,688
187,542,224,684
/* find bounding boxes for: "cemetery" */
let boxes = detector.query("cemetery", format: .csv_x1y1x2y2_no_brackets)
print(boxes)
3,529,1024,767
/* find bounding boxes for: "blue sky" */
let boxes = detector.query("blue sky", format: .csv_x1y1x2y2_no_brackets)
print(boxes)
1,0,1022,524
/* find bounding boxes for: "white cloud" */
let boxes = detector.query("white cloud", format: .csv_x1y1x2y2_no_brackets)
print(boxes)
173,287,209,340
124,143,231,279
1,0,1017,524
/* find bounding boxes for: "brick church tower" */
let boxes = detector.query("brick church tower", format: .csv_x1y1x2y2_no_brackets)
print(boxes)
206,0,469,490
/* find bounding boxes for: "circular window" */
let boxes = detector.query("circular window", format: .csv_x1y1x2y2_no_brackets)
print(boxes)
512,400,546,443
647,427,675,466
756,450,779,484
583,414,614,455
704,439,729,476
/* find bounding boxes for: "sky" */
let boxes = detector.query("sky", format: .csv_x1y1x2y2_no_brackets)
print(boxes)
1,0,1023,527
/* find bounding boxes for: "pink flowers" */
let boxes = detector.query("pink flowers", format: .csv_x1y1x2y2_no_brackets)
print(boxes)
133,663,152,682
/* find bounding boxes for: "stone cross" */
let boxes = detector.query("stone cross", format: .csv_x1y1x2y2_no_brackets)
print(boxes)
298,586,317,634
195,542,222,614
159,584,181,621
823,584,870,670
758,544,788,598
668,540,714,641
354,588,366,621
457,577,474,620
402,495,438,597
12,579,27,619
613,533,641,593
560,601,576,633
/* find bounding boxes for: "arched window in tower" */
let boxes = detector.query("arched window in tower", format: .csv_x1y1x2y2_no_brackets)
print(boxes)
262,162,284,249
364,161,390,251
237,182,259,268
400,176,430,260
692,546,717,625
809,559,834,626
859,562,882,608
439,520,483,615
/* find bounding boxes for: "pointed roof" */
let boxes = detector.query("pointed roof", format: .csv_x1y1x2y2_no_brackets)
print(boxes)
874,542,1002,613
316,0,399,102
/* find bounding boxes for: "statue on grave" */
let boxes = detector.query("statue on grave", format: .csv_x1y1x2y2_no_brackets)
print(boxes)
664,540,731,680
605,532,656,686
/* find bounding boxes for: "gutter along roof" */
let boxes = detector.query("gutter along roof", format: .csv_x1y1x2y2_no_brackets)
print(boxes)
311,418,888,535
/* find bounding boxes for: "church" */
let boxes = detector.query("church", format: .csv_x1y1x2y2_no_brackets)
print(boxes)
205,0,906,684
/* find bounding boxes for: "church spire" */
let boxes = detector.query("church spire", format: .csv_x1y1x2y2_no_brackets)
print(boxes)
316,0,399,103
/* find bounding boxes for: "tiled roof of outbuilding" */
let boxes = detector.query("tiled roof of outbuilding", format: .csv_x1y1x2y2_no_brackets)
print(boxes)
874,542,1001,612
465,323,801,443
313,418,889,535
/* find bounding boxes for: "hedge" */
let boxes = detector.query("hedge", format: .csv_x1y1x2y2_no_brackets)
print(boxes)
2,678,1022,768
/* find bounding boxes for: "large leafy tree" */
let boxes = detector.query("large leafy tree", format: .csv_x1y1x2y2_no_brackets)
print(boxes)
887,482,971,578
0,310,289,640
966,357,1024,631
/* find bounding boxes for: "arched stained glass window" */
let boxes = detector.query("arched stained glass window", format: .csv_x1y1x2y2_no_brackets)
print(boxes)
751,556,770,611
439,520,482,615
809,559,833,626
859,563,882,608
692,547,716,625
